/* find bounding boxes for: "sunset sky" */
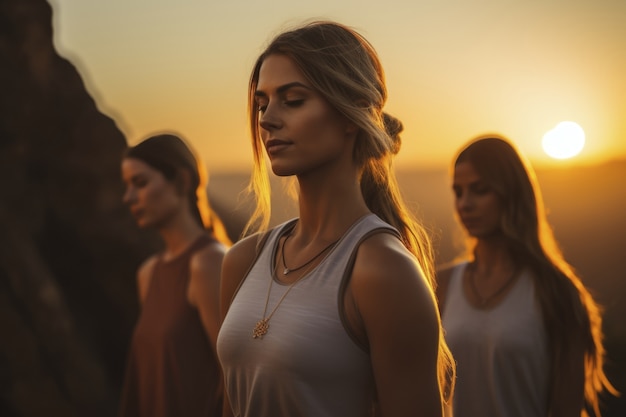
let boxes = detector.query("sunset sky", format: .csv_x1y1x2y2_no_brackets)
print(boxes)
49,0,626,173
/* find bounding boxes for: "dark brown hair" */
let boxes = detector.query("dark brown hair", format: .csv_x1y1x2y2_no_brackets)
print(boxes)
454,134,617,416
124,133,231,246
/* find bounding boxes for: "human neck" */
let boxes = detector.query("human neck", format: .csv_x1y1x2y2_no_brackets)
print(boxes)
158,217,205,261
472,240,516,277
295,199,369,243
296,172,367,235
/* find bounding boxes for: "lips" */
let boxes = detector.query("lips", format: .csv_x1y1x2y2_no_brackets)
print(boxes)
265,139,291,155
130,207,144,220
461,217,480,228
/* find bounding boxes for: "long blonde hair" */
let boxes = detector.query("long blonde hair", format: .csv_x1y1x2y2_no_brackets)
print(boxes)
244,20,454,402
454,135,617,416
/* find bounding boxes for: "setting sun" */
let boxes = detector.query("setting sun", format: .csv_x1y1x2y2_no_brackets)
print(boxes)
542,121,586,160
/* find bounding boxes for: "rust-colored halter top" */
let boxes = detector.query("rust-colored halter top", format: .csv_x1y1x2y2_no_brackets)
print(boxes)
119,234,221,417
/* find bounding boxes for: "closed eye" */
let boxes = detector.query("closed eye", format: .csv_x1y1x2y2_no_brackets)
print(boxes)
256,99,303,114
285,99,304,108
471,184,492,195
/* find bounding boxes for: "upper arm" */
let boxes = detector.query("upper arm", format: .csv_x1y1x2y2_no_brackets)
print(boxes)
219,233,265,322
351,233,443,417
136,255,158,304
188,242,227,351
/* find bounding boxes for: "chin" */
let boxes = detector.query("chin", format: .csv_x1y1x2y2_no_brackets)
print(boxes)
464,227,482,237
134,217,154,229
468,229,503,240
270,163,296,177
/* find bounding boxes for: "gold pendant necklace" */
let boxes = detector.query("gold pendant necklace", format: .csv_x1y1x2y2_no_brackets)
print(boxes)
252,276,300,339
252,229,340,339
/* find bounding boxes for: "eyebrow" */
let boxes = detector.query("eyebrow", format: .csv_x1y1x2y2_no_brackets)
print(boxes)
452,179,483,188
254,82,311,98
127,173,145,183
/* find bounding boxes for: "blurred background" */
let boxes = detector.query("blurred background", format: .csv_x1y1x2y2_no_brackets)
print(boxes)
48,0,626,172
1,0,624,416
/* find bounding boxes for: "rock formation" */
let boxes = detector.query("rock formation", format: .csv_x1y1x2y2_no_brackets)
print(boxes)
1,1,160,415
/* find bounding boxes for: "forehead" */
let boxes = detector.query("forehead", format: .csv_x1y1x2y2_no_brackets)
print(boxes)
121,158,160,178
453,161,482,184
257,54,308,91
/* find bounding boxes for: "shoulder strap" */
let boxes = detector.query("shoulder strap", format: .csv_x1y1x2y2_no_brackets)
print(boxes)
254,230,271,256
229,221,297,305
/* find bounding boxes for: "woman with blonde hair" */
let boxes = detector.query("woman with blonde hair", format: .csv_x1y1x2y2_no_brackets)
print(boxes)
437,134,616,416
119,133,231,417
216,20,454,417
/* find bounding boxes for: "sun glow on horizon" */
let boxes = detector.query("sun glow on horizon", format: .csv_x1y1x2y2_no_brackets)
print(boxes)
542,121,586,160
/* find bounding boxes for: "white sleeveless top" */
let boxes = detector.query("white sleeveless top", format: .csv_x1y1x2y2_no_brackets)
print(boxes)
442,262,549,417
217,214,398,417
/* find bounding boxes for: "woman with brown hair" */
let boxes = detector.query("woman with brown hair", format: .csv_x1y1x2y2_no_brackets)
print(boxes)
119,133,231,417
437,134,616,416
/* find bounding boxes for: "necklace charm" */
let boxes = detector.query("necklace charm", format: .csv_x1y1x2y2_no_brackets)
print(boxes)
253,318,269,338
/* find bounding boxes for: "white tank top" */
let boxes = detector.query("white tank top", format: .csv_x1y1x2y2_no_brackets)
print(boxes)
217,214,398,417
442,262,550,417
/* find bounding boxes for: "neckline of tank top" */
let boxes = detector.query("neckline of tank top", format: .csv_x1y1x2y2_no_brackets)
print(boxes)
159,233,212,264
463,262,529,310
269,213,378,286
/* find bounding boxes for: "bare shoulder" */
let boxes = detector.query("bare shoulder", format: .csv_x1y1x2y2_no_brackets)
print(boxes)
186,240,229,347
220,231,270,317
190,240,228,274
351,231,437,319
353,232,431,287
222,232,267,279
136,254,159,303
188,240,228,298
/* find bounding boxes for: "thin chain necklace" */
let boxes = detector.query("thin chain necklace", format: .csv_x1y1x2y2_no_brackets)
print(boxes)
252,231,340,339
468,261,519,308
281,231,341,275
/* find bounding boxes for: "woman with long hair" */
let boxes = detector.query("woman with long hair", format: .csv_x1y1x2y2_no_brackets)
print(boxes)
119,133,231,417
437,134,616,416
216,20,454,417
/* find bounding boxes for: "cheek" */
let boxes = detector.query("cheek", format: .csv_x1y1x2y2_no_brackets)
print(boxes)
300,113,327,136
142,183,175,209
487,199,505,224
303,106,346,139
454,201,462,217
454,196,462,210
140,185,161,205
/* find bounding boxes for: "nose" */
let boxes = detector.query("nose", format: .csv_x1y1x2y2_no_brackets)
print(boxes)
258,102,282,132
456,190,473,212
122,186,134,205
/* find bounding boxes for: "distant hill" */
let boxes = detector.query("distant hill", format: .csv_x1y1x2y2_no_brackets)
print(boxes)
209,160,626,292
